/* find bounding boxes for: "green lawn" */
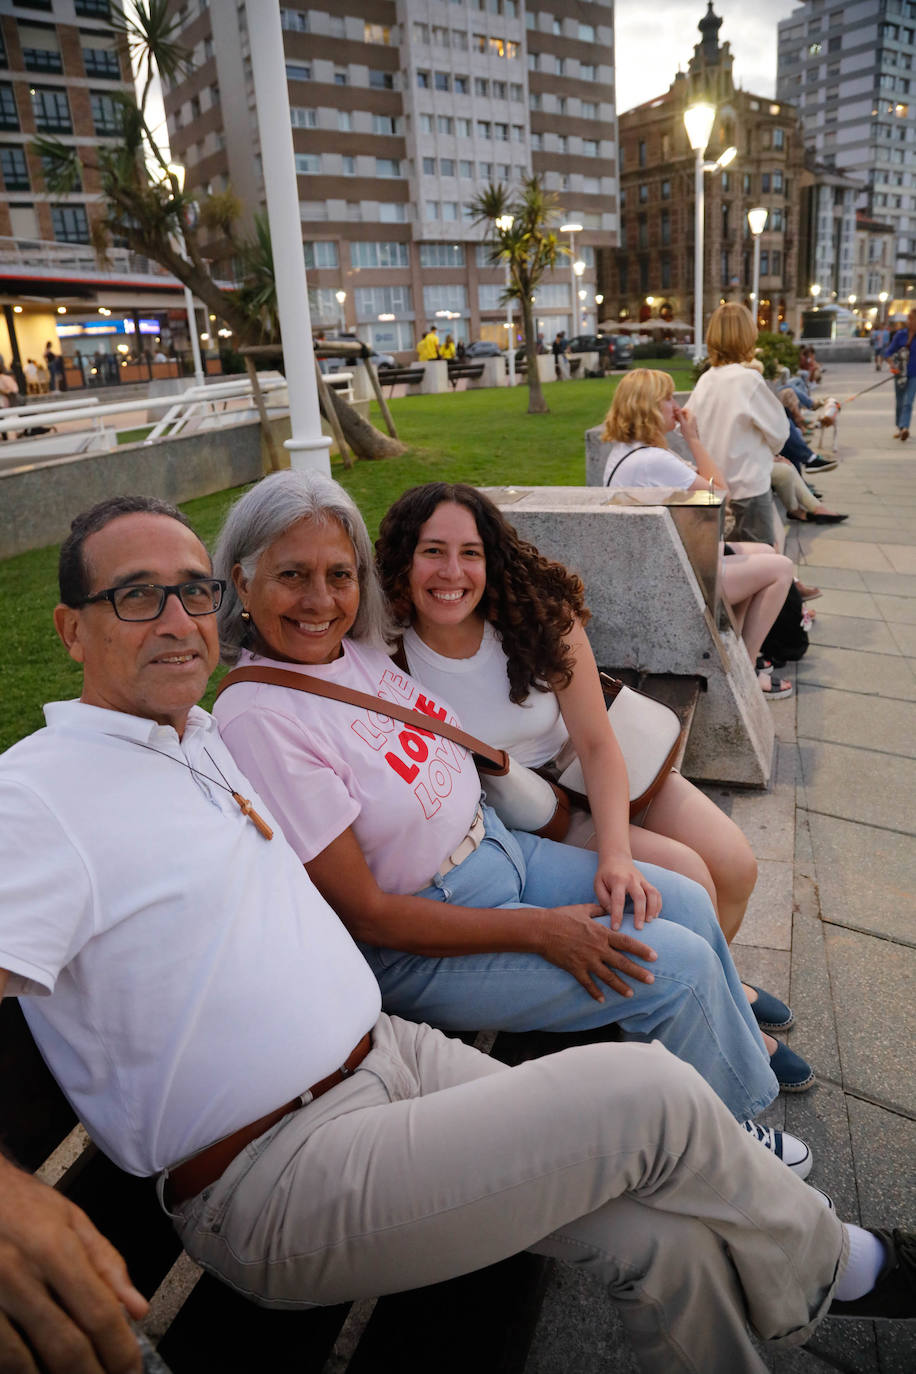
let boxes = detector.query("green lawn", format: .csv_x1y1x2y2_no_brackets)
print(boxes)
0,371,693,752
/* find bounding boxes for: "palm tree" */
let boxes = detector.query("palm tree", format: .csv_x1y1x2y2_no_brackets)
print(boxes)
469,177,565,415
34,0,403,461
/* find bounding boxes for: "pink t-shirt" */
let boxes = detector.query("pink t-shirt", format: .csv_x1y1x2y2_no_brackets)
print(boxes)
214,641,482,895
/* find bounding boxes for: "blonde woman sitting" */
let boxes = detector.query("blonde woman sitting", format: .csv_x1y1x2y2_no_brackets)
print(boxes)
602,368,794,700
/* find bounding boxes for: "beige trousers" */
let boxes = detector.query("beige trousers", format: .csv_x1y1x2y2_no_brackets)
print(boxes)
165,1017,845,1374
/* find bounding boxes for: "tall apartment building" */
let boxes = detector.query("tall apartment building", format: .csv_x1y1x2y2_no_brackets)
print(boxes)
0,0,132,247
163,1,618,356
777,0,916,297
606,4,803,334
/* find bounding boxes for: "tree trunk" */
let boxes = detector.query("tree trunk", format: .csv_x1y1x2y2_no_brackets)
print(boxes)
324,383,406,459
243,355,284,473
521,297,549,413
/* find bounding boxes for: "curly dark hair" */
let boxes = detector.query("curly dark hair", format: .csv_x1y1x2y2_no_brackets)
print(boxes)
376,483,590,704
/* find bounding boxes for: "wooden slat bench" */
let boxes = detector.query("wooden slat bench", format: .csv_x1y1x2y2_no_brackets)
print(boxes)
447,362,486,388
377,366,425,396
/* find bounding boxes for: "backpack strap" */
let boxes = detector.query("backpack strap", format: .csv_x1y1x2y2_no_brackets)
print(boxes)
604,444,653,485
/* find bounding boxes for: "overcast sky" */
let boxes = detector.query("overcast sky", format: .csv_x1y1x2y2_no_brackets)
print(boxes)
614,0,805,115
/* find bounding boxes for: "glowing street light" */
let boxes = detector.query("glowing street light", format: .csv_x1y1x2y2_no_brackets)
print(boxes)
335,288,347,332
561,221,583,334
747,206,768,326
494,213,516,386
684,103,737,361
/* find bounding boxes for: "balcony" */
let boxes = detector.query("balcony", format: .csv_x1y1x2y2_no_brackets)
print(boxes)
0,235,178,285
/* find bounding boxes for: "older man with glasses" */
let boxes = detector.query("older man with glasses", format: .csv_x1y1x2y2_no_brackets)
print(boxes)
0,494,911,1374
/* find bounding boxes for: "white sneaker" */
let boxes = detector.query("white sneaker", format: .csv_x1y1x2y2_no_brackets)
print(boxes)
742,1119,813,1178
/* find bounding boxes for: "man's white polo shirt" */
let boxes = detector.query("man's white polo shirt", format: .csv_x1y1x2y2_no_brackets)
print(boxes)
0,700,380,1176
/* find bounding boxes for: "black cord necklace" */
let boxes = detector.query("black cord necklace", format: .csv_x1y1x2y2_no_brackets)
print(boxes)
129,738,273,840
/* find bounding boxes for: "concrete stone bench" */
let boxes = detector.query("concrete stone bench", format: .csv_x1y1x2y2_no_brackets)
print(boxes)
484,486,774,787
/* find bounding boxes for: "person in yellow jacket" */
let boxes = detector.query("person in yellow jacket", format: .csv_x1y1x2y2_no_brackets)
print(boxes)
439,333,456,361
417,327,440,361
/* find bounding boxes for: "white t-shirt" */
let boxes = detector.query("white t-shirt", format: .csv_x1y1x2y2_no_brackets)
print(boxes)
689,363,789,501
603,442,696,490
214,641,482,896
0,701,380,1177
402,621,569,769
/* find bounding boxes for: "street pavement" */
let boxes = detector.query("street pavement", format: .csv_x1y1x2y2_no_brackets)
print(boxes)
525,362,915,1373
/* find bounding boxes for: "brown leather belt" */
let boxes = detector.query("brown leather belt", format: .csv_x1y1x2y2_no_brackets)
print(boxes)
164,1032,372,1207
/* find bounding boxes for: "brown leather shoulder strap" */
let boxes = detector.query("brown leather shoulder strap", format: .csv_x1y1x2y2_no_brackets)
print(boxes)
215,663,508,770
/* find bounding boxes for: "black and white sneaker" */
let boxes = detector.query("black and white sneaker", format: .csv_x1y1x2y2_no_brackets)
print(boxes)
742,1119,813,1178
805,456,838,474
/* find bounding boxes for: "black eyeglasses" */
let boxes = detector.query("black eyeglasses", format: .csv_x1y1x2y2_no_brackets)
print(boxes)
81,579,226,622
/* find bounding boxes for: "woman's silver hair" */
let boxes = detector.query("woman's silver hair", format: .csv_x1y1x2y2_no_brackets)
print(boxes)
213,470,394,664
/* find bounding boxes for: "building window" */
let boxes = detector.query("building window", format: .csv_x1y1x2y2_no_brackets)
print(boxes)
0,146,29,191
583,139,599,157
494,122,508,141
369,70,394,90
379,203,408,223
582,101,598,119
773,127,785,149
475,78,489,96
83,47,121,79
459,159,473,177
773,169,783,192
0,84,20,131
280,9,309,30
661,179,670,200
660,255,671,289
342,156,355,175
660,209,670,246
638,215,648,249
437,115,453,134
294,153,320,173
442,201,458,220
22,46,63,74
364,22,390,44
414,22,430,43
354,284,413,318
457,118,471,137
441,158,455,176
351,241,410,269
638,183,648,203
304,241,338,269
435,71,450,91
493,80,507,99
760,250,770,275
420,243,466,267
425,200,440,218
477,120,491,138
578,23,596,41
374,114,397,135
33,87,72,134
417,70,430,88
334,70,348,86
286,62,312,82
74,0,110,16
580,63,596,81
761,172,770,193
51,203,90,242
454,75,469,94
422,157,436,175
478,161,493,179
375,158,401,178
423,284,467,314
291,108,317,128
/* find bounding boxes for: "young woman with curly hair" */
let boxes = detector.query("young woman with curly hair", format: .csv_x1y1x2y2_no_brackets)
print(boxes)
376,483,814,1090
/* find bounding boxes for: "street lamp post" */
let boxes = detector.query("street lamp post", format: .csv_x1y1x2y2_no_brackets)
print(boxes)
495,212,515,387
335,290,347,334
247,0,330,472
879,289,889,327
574,259,586,330
561,221,583,337
684,103,716,363
747,206,768,331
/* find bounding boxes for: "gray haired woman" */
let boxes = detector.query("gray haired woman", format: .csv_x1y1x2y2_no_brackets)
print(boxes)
208,469,805,1152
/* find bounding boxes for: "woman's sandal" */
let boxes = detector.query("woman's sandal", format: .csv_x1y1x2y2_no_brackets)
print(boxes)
758,668,793,699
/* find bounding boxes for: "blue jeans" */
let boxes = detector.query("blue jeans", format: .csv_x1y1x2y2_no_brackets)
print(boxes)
780,416,816,473
360,806,777,1121
895,374,916,429
785,377,814,408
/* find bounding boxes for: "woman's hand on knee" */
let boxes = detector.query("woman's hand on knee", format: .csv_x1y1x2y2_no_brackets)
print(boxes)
593,856,662,931
536,905,657,1001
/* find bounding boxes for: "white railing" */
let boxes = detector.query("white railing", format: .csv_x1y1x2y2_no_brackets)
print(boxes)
0,235,178,281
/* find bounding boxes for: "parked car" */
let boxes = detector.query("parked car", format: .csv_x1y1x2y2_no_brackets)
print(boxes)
317,334,396,372
566,334,633,370
464,340,504,358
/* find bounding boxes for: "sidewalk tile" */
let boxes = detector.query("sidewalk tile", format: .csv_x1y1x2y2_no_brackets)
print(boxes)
847,1097,916,1222
887,621,916,655
806,813,916,943
882,543,916,574
797,686,916,758
807,614,902,654
731,945,790,999
798,740,916,832
873,593,916,624
796,645,916,700
861,570,916,596
733,860,793,949
810,589,883,620
796,540,895,572
824,925,916,1112
525,1270,638,1374
789,872,842,1085
799,566,866,591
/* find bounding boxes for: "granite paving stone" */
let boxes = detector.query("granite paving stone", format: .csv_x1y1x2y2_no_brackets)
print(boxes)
796,540,895,572
788,873,843,1085
882,542,916,574
872,593,916,624
807,589,883,620
798,566,867,591
807,813,916,944
797,685,916,758
733,859,794,950
806,614,902,654
798,740,916,833
861,570,916,596
796,645,916,700
824,925,916,1112
887,619,916,656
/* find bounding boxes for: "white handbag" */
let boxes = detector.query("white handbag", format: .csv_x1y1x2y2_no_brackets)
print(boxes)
478,755,570,839
555,675,684,818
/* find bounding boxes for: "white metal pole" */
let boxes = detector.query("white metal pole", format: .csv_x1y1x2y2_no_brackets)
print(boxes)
751,234,761,333
693,149,705,364
247,0,331,473
182,278,205,388
505,261,515,386
568,231,577,336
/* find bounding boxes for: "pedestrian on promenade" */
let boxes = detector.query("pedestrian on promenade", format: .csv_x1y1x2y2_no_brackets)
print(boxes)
883,309,916,441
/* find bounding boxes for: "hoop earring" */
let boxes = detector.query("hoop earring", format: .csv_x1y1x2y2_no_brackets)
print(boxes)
240,609,251,622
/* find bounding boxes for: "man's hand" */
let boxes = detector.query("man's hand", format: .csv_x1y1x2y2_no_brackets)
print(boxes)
0,1157,147,1374
536,905,657,1002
